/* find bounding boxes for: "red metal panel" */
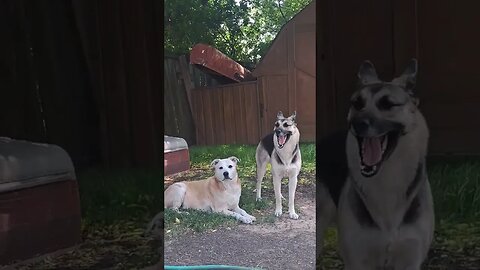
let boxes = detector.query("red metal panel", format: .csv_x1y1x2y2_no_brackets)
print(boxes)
164,149,190,175
0,180,81,265
190,44,254,82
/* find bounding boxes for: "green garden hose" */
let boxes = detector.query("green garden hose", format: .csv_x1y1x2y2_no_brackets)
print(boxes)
164,265,261,270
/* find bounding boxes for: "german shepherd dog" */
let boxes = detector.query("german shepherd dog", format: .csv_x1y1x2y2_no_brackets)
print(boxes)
255,111,302,219
317,59,434,269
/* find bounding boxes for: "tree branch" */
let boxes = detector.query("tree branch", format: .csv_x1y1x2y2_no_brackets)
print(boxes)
276,0,287,24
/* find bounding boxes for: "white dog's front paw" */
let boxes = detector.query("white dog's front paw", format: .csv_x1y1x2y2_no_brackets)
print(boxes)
275,209,282,217
289,212,299,220
249,215,256,222
241,216,254,224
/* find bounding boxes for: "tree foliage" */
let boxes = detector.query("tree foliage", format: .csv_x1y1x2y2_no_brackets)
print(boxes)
164,0,312,65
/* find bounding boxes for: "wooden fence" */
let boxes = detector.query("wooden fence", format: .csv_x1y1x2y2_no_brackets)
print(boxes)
191,81,261,145
164,57,195,145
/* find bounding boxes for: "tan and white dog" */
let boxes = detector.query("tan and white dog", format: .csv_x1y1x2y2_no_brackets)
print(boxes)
164,156,256,224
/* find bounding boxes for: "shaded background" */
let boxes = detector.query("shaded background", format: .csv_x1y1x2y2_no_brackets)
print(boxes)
317,0,480,155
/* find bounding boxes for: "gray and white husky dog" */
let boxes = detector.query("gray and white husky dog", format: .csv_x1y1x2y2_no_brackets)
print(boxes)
255,111,302,219
317,59,434,269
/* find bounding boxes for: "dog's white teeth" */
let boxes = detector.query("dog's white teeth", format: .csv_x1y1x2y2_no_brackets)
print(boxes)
361,165,366,170
373,165,377,171
382,136,388,152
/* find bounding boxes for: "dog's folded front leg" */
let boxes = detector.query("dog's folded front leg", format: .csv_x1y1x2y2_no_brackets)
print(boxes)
233,205,256,222
219,209,254,224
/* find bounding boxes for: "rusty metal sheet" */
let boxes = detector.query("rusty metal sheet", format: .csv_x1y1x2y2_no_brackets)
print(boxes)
190,43,254,82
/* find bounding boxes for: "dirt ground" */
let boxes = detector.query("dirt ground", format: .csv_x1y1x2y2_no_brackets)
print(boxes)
164,185,316,270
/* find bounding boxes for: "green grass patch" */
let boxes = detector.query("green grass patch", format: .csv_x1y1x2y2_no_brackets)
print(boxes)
164,208,237,235
189,143,316,177
78,168,164,226
428,156,480,222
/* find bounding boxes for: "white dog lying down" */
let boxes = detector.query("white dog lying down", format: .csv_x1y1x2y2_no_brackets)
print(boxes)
164,156,256,224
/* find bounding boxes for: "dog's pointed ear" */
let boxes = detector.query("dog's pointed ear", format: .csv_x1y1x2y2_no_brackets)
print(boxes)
290,111,297,122
228,156,240,164
210,159,220,169
277,111,284,119
392,58,417,91
358,60,381,85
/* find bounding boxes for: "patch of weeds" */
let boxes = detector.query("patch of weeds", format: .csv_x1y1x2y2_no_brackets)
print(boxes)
240,185,271,213
428,157,480,222
164,208,237,235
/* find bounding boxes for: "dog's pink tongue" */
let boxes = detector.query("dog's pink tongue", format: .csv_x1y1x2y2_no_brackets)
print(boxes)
362,137,382,166
278,134,286,145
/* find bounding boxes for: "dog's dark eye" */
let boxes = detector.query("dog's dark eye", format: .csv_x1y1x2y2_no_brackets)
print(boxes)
283,123,289,127
352,96,365,111
275,122,280,127
228,165,232,168
219,167,223,169
377,96,400,111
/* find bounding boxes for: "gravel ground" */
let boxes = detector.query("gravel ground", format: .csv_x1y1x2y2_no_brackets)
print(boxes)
164,187,316,270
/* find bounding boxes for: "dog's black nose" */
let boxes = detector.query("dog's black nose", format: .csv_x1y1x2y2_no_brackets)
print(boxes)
352,118,370,135
223,171,229,177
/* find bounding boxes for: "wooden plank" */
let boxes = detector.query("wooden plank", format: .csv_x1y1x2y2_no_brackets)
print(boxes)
164,59,178,135
392,0,418,75
173,61,195,145
144,0,165,157
417,0,480,154
119,0,156,166
213,87,226,145
250,83,261,142
257,77,268,137
317,0,338,136
192,89,206,145
72,0,111,167
429,129,480,155
223,86,236,144
178,55,194,114
244,85,259,144
97,0,132,167
202,89,215,145
287,20,296,115
330,0,394,129
0,1,45,143
235,84,248,144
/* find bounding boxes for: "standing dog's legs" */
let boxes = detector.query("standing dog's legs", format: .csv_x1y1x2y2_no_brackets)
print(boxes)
273,172,283,217
255,147,269,201
288,174,299,219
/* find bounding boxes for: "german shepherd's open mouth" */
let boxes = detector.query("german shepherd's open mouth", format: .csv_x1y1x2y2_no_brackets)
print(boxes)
356,131,400,177
275,130,292,149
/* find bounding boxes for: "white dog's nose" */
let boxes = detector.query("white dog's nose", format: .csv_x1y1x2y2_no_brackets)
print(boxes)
223,171,229,177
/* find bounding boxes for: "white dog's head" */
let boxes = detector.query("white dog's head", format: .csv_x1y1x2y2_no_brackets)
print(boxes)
210,156,240,181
